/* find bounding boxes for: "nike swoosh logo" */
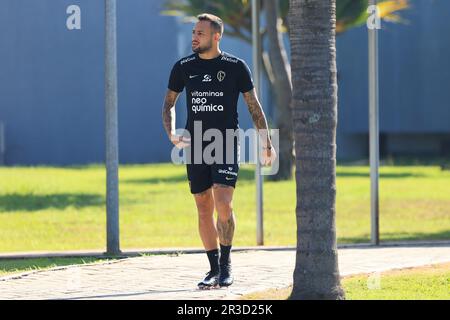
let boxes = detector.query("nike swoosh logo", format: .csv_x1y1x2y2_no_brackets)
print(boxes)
225,177,235,181
189,75,199,79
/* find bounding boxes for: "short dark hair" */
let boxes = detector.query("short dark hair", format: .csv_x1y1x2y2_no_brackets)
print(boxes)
197,13,224,36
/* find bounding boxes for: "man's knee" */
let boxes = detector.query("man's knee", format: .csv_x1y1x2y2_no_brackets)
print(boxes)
215,199,233,221
198,209,214,223
213,185,233,216
194,189,214,218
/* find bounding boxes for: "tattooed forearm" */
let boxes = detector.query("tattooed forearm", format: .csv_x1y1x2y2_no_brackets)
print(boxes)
162,89,180,138
243,89,272,147
217,212,235,246
243,89,267,130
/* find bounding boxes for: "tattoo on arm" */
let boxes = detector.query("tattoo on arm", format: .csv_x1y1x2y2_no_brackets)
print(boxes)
217,212,235,246
243,89,271,147
162,89,181,138
243,89,267,130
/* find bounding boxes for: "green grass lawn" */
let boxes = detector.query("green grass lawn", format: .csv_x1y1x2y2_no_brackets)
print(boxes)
242,263,450,300
0,163,449,253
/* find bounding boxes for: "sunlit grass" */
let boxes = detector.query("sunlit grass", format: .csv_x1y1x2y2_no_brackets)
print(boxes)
241,263,450,300
0,163,449,252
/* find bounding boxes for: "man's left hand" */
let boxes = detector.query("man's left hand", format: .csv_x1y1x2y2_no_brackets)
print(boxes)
261,145,277,166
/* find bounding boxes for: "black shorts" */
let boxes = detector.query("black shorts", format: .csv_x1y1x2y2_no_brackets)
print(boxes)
186,163,239,194
185,132,240,194
187,162,239,194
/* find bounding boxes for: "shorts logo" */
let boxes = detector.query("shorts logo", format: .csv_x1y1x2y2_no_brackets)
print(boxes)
217,71,226,82
218,169,238,177
202,74,212,82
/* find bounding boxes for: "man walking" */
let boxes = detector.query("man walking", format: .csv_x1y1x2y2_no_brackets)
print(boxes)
162,13,276,289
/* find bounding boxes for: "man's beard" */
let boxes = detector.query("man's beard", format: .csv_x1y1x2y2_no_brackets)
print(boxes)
192,40,212,54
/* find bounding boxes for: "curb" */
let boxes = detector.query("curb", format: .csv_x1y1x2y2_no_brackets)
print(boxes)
0,240,449,260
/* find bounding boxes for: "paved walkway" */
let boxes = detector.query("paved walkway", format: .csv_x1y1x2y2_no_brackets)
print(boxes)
1,243,449,300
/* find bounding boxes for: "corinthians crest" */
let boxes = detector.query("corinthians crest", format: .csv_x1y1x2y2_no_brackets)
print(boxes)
217,71,226,82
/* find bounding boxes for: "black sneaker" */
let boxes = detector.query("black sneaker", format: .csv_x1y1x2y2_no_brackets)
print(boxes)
219,264,234,287
197,270,219,289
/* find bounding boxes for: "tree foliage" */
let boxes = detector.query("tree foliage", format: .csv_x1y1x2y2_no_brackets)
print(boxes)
162,0,410,42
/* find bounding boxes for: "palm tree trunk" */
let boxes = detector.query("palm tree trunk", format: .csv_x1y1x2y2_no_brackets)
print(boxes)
289,0,345,300
264,0,294,181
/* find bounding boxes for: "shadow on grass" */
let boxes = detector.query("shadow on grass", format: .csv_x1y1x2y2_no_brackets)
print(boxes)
122,167,257,184
338,156,450,167
338,236,371,244
380,230,450,242
336,172,425,178
238,167,256,181
0,193,104,212
122,175,187,184
338,230,450,244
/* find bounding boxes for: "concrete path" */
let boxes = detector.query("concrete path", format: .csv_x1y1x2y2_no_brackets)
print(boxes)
1,243,449,300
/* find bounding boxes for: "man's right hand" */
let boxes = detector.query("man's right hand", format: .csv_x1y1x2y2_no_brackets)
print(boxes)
170,134,191,149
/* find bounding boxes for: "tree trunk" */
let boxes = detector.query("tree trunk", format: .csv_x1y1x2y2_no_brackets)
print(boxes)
264,0,294,181
289,0,345,300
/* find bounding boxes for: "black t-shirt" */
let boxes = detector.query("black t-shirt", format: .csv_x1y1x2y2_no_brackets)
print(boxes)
167,51,254,135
